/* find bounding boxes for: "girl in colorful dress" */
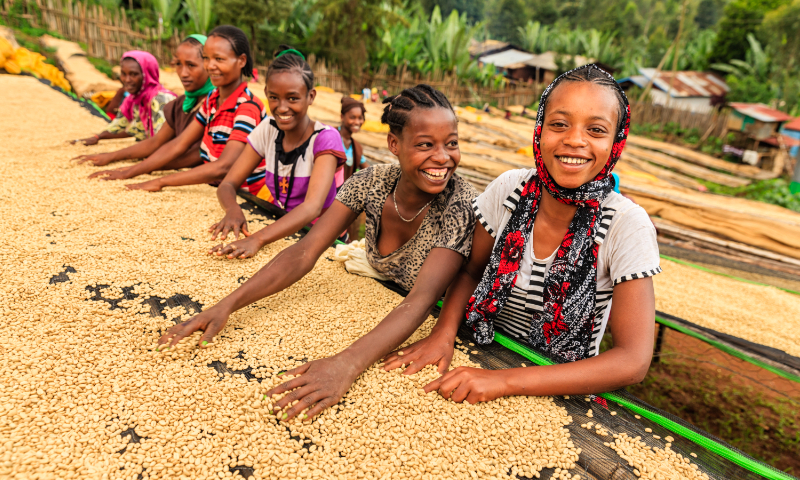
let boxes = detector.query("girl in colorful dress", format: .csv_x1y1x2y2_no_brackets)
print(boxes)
383,65,661,403
76,35,213,171
206,46,345,257
91,26,265,192
158,85,478,421
71,51,175,145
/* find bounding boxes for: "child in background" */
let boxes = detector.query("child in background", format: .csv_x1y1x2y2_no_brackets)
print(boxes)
71,51,175,145
334,96,366,190
384,65,661,403
336,96,367,240
92,26,265,192
158,85,478,423
206,46,345,259
76,35,213,172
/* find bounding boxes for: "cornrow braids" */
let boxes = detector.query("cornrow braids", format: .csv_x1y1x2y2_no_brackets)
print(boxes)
179,37,204,60
266,44,314,93
207,25,254,78
543,64,628,135
380,84,455,136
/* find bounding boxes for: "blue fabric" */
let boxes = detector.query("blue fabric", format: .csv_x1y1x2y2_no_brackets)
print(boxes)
612,172,620,194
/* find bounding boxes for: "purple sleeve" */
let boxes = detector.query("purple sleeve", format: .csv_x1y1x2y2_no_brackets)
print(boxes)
313,127,346,158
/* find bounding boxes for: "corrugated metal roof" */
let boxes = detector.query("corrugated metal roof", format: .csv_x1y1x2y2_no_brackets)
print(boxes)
729,103,793,123
479,49,536,68
639,69,729,98
524,51,593,71
469,39,510,57
782,117,800,132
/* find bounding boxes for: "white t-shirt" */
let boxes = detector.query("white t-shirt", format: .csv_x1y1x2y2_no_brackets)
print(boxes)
474,168,661,357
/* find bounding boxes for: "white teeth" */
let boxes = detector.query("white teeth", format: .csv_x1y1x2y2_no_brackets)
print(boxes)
421,168,447,180
278,115,292,120
557,156,589,165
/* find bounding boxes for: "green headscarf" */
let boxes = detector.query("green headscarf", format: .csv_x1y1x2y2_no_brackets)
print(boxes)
182,34,215,113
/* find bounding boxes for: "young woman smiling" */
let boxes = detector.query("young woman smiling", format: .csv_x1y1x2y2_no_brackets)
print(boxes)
158,85,478,422
76,35,213,172
70,51,175,145
206,45,346,258
94,26,265,192
383,65,661,404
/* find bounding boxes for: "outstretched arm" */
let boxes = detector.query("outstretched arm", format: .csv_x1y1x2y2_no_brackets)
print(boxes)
383,221,494,374
126,140,246,192
102,120,204,181
209,153,339,258
424,277,656,403
263,245,466,421
157,200,358,348
74,123,176,166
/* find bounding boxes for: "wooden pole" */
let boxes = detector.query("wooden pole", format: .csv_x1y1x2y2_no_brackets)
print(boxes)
666,0,689,107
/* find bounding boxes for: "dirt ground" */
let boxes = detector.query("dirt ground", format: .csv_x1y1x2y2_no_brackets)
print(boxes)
629,289,800,474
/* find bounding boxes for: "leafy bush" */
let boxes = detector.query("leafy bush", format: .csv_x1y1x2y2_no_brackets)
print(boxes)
705,178,800,212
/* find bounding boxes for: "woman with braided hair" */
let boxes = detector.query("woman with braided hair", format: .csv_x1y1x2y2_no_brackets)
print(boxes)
206,45,347,258
158,84,478,421
384,65,661,403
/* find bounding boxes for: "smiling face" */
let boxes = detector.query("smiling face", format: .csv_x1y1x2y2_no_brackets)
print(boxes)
539,81,620,189
267,71,315,132
203,36,246,88
175,42,208,92
388,107,460,195
119,58,144,95
341,108,365,134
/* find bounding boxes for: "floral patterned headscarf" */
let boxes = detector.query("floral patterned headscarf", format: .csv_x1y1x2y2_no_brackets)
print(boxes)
465,64,630,362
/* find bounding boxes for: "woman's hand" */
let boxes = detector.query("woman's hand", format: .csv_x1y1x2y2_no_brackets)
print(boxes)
157,306,232,349
125,179,163,192
423,366,509,404
209,209,250,241
264,355,361,421
208,235,264,259
71,135,99,146
382,331,455,375
88,167,130,181
73,152,115,166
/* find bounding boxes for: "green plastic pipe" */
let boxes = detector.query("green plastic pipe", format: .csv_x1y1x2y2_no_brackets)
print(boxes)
493,332,797,480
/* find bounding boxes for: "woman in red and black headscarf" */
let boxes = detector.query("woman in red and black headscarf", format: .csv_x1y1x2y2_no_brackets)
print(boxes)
384,64,662,403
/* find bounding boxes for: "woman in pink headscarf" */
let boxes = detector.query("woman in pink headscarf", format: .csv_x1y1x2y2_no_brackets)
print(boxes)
71,51,176,145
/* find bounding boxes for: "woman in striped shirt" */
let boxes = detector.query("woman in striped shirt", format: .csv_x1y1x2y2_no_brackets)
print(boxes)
384,65,661,403
100,26,266,192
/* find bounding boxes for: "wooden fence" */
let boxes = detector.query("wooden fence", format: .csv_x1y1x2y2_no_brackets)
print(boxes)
630,101,727,139
1,0,183,65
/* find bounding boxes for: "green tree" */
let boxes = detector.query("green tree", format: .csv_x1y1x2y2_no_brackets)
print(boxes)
184,0,213,33
517,20,552,53
309,0,404,81
694,0,725,29
213,0,290,61
712,34,775,104
760,0,800,72
485,0,528,44
420,0,485,23
708,0,790,66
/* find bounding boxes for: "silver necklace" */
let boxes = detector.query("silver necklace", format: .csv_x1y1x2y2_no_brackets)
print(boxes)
392,182,434,223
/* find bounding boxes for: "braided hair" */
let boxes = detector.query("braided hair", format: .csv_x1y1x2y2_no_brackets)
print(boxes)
207,25,254,78
179,36,203,59
542,64,628,135
380,84,455,136
266,44,314,93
